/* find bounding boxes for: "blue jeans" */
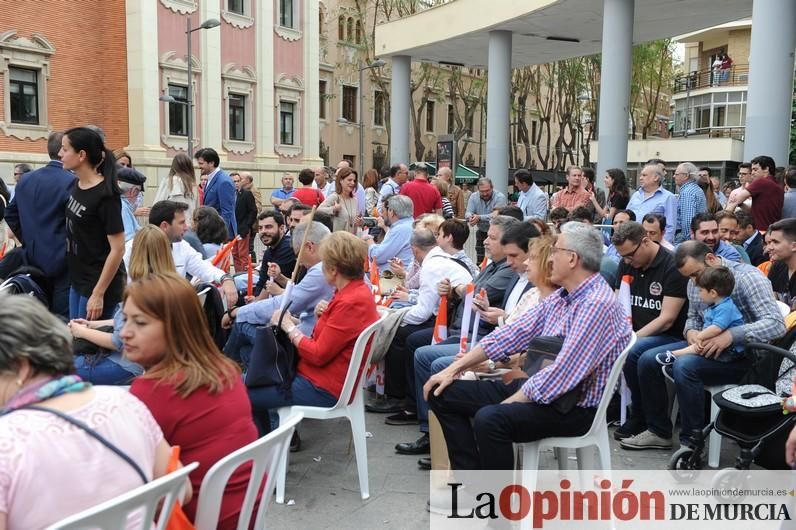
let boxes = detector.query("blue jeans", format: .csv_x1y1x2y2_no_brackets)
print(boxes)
69,288,116,320
623,334,683,429
223,321,258,369
74,355,137,385
635,339,750,444
247,374,337,434
414,340,459,432
51,271,70,321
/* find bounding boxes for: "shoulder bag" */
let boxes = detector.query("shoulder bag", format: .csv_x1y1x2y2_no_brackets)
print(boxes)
522,336,582,414
245,301,298,395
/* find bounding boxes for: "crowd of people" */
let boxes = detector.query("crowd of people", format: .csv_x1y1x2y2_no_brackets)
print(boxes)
1,125,796,526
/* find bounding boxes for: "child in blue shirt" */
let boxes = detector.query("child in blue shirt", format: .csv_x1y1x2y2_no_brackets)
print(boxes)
657,265,744,365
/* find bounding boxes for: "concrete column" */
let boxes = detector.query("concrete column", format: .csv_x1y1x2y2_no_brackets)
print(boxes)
390,55,411,165
596,0,634,186
200,0,223,152
124,0,164,155
254,0,277,162
485,30,512,194
744,0,796,164
302,0,322,165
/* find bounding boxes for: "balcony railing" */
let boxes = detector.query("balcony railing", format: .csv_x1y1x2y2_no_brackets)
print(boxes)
671,126,746,140
673,64,750,94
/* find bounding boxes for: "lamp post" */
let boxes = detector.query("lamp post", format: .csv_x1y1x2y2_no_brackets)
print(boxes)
160,17,221,156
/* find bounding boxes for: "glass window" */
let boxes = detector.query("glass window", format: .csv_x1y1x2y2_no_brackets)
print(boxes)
168,84,188,137
447,104,454,134
347,18,353,41
728,91,743,103
319,80,327,120
355,21,362,44
9,67,39,125
712,105,726,127
726,104,743,127
229,94,246,141
425,100,435,131
374,90,385,127
228,0,244,15
713,93,727,103
280,101,294,145
342,85,357,122
280,0,294,28
338,16,345,40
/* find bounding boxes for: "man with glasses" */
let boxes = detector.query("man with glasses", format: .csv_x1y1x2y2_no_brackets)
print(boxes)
610,222,689,444
620,240,784,451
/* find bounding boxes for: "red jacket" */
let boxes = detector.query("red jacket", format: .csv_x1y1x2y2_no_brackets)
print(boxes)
297,278,379,398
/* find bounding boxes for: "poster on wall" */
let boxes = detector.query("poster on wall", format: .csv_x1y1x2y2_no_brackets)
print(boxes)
436,135,455,171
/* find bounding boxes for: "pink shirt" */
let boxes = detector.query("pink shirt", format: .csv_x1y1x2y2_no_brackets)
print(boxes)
0,386,163,529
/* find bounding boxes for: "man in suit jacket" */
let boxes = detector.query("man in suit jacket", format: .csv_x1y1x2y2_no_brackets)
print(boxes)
195,147,237,238
231,172,257,272
4,132,76,318
736,212,766,266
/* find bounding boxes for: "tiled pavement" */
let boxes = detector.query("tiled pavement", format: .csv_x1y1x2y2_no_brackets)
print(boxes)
267,407,736,529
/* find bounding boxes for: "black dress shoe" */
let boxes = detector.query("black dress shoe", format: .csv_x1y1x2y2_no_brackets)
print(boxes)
395,433,430,455
385,411,418,425
418,457,431,470
365,397,405,414
290,431,301,452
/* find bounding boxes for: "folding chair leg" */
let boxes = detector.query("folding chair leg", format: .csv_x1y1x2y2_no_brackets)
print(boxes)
275,408,292,504
708,400,722,468
554,447,568,470
349,408,370,500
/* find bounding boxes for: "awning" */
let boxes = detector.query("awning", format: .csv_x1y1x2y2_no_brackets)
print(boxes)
409,162,481,181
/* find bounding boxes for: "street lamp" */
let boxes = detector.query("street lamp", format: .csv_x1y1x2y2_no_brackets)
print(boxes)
357,60,386,178
161,17,221,156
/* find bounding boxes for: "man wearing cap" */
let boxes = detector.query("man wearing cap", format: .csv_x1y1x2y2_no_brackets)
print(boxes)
117,166,146,242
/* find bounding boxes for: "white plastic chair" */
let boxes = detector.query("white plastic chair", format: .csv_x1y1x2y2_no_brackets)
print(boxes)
197,286,212,307
193,412,303,530
518,333,637,480
46,462,198,530
777,301,791,318
275,311,387,503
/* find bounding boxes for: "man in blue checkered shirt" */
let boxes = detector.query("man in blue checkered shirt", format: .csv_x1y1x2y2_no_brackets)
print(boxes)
673,162,707,244
425,223,633,470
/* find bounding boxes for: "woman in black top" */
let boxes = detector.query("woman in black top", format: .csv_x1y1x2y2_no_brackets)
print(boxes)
61,127,125,320
589,168,630,223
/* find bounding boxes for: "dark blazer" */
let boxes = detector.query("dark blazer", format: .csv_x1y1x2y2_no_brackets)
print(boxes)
500,273,535,310
235,188,257,238
203,169,238,238
4,161,75,277
745,231,765,266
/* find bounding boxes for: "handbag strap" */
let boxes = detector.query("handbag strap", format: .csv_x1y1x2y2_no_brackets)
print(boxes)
19,404,148,484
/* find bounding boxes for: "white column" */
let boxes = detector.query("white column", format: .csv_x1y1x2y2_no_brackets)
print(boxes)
390,55,411,165
302,0,321,165
485,30,512,194
744,0,796,164
255,0,277,162
596,0,634,185
124,0,164,155
200,0,223,151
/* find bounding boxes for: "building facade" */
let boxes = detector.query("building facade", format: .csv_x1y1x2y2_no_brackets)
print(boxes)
0,0,322,200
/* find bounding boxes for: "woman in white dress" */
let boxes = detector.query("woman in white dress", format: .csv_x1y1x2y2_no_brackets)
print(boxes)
155,153,199,225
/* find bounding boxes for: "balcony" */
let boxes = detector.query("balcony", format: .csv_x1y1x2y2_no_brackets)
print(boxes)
673,64,749,94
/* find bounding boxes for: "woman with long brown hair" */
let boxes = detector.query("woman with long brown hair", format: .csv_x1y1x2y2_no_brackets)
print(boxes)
125,272,258,530
319,166,361,233
155,152,199,223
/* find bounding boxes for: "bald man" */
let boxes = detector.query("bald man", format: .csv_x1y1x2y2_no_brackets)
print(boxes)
437,167,464,219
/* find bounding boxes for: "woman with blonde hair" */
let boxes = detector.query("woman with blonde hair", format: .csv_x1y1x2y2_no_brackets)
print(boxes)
155,152,199,223
70,225,176,384
363,168,380,214
319,166,361,233
249,231,379,436
126,273,258,530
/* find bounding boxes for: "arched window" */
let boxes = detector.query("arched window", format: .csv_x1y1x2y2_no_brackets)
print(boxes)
338,15,345,41
355,21,362,44
319,9,324,35
347,17,353,42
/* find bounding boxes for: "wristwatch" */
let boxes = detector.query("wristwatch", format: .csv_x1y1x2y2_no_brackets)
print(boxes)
486,359,496,372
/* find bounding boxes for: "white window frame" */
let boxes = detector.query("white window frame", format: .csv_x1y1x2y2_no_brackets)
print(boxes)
222,64,256,154
222,0,254,29
275,0,302,41
159,0,196,14
159,51,200,151
0,31,54,140
279,101,296,146
274,74,303,158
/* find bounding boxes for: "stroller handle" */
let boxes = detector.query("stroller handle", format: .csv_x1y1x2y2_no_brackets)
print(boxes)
747,342,796,365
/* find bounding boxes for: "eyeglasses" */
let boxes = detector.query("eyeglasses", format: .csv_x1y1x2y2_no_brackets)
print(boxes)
619,242,642,260
551,246,577,256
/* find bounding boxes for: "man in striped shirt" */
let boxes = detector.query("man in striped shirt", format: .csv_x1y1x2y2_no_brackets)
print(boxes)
425,222,633,470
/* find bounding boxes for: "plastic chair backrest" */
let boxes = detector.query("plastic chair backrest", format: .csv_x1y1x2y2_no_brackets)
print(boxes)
333,310,388,409
197,286,212,307
45,462,199,530
193,413,304,530
585,332,637,438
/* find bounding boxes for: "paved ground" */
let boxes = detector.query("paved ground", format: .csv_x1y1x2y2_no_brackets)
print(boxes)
267,405,737,529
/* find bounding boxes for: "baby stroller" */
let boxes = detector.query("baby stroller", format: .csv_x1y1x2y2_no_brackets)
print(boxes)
669,330,796,473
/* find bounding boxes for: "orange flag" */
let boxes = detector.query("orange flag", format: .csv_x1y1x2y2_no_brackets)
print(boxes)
247,258,254,297
370,257,381,302
479,255,488,272
211,236,240,268
0,242,6,261
432,294,448,344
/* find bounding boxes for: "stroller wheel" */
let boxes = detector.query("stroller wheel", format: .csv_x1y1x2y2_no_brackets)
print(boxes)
668,446,702,482
711,469,748,502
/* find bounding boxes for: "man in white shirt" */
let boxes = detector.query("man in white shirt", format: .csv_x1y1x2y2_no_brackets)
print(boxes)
123,200,238,307
514,169,548,221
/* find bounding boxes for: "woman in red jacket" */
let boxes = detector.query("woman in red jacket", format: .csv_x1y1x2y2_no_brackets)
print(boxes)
123,273,258,530
249,230,379,432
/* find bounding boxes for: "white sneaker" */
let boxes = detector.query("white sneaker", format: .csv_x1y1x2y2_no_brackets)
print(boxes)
619,429,673,450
